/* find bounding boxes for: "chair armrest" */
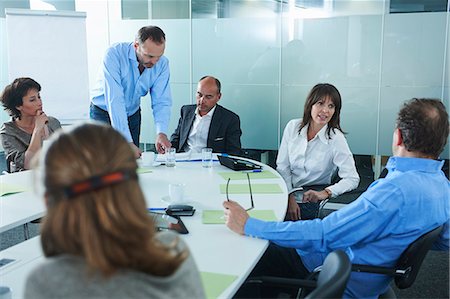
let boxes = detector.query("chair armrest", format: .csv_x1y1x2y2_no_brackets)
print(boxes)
351,264,400,276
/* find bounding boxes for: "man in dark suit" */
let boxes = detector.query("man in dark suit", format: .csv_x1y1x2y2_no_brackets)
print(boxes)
170,76,242,155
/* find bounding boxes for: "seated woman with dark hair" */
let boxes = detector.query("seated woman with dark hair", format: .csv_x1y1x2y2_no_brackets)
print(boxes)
0,77,61,172
24,123,205,299
277,83,360,220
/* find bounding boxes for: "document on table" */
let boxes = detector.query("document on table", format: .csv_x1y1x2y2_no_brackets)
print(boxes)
202,210,278,224
217,171,278,180
219,183,283,194
137,168,153,174
0,183,28,196
200,271,238,299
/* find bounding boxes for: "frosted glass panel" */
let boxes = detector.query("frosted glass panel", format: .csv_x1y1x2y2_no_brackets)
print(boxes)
379,12,449,157
140,83,190,144
378,86,444,156
222,84,279,150
281,15,382,87
0,18,9,128
0,18,7,83
339,86,378,155
444,16,450,159
192,18,280,85
381,12,447,86
280,85,308,134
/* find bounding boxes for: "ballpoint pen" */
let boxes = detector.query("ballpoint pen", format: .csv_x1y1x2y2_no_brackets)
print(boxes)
242,169,262,173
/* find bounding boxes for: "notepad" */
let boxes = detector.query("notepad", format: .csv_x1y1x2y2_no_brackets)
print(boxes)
137,168,153,174
219,183,282,194
202,210,278,224
200,271,238,299
218,171,278,180
0,183,28,196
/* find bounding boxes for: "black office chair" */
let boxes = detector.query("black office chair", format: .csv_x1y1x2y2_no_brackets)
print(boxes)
352,225,444,298
245,250,351,299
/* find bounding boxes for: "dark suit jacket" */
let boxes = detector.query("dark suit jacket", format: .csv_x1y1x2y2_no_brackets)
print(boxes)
170,104,242,155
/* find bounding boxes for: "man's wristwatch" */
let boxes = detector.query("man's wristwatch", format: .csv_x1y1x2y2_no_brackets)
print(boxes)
324,188,332,199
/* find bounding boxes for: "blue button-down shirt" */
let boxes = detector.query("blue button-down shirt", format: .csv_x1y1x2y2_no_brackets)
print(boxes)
246,156,449,298
91,42,172,142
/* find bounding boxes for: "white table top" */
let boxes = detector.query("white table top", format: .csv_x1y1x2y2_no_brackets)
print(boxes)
0,171,45,233
0,157,288,298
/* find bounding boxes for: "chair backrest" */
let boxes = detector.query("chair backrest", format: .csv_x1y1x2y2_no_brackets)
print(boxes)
394,225,443,289
305,250,351,299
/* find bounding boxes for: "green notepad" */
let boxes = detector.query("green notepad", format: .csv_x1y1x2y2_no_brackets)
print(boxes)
219,183,282,194
0,183,28,196
137,167,153,174
200,271,238,299
218,171,278,180
202,210,278,224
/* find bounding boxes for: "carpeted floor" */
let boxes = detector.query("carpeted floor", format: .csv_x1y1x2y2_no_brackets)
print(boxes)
0,223,40,251
392,250,449,298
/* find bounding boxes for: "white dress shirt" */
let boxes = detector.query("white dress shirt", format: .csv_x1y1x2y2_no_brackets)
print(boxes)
276,118,359,197
185,106,216,153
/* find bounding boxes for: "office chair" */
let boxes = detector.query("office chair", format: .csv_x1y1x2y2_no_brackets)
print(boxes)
245,250,351,299
352,225,444,298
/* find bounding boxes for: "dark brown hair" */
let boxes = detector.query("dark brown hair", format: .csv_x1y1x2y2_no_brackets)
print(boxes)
299,83,343,139
1,77,41,120
136,26,165,45
40,123,186,277
397,98,449,158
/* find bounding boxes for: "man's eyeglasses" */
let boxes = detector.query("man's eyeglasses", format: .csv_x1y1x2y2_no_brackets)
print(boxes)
226,172,254,211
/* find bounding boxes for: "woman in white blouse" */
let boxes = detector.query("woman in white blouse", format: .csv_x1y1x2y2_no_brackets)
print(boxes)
277,83,359,220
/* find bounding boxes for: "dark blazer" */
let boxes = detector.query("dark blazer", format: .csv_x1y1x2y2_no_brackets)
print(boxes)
170,104,242,155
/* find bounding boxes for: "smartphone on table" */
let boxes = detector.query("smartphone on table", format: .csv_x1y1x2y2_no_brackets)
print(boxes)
148,212,189,234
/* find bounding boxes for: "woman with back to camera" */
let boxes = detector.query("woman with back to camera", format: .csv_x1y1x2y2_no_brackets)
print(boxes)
0,77,61,172
277,83,360,221
24,123,205,299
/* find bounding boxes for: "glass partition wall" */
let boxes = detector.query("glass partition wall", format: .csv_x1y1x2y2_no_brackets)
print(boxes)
1,0,449,175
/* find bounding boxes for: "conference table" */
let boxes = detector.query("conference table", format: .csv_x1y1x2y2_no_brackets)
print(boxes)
0,154,288,298
0,170,44,234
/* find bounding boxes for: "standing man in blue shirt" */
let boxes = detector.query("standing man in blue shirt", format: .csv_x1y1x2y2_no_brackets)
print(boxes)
224,98,450,298
90,26,172,157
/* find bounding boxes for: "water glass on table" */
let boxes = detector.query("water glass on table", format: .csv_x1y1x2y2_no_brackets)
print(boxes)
166,148,176,167
202,148,213,168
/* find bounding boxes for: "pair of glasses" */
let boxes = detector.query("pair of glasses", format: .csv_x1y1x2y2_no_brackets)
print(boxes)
226,172,254,211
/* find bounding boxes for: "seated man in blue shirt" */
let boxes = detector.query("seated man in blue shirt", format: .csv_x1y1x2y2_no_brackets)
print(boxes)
223,98,449,298
170,76,242,155
90,26,172,157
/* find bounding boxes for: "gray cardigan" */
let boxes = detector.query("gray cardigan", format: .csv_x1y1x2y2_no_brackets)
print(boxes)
24,231,206,299
0,117,61,172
